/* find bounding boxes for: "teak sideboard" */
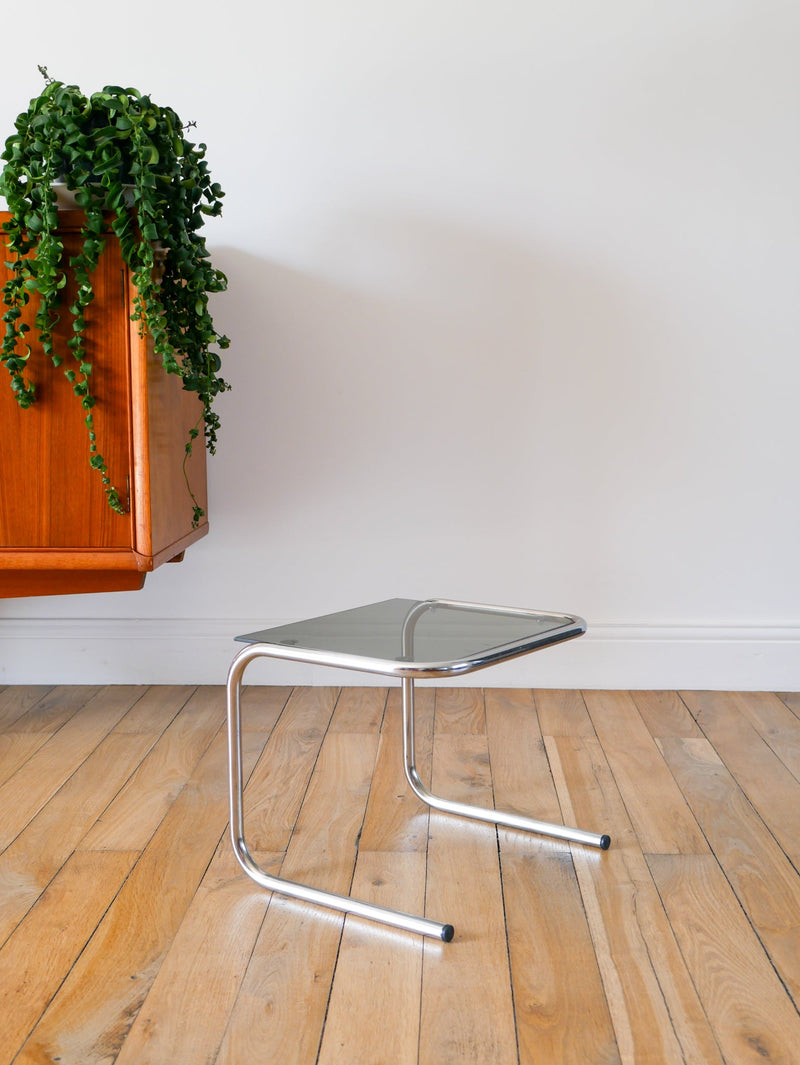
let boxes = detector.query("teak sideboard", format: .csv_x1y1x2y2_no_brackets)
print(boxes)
0,210,209,598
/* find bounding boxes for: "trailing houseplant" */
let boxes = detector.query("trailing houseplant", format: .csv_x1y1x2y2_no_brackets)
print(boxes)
0,66,229,524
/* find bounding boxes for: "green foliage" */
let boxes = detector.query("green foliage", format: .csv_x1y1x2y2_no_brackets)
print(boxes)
0,67,230,523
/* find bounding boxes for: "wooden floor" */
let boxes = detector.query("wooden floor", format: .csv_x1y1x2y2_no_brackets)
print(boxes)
1,685,800,1064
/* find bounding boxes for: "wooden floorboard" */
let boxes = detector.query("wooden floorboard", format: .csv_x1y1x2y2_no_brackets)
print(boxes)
0,685,799,1064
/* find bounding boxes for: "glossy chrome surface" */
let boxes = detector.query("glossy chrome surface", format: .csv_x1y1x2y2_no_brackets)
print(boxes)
236,597,586,679
401,677,610,849
225,598,608,941
226,644,453,940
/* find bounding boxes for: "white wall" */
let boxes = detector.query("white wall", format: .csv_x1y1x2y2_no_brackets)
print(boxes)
1,0,798,689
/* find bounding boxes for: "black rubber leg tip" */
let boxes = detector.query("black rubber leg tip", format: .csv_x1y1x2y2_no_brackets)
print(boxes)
441,924,455,942
600,834,611,850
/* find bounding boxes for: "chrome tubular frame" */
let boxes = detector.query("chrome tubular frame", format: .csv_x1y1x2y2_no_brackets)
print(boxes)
401,677,610,849
399,601,610,850
226,644,454,941
226,598,610,942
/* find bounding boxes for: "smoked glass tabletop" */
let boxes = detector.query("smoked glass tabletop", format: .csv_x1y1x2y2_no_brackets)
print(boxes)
236,598,586,678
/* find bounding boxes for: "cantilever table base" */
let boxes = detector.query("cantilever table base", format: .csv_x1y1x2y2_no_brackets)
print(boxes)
226,598,610,941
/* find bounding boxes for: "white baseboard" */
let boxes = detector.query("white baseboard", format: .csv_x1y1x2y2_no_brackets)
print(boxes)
0,618,798,690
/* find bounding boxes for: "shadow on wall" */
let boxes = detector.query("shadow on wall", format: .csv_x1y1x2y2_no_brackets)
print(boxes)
209,210,664,552
0,210,689,619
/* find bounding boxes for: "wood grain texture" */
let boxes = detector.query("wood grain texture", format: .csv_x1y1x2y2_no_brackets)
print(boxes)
79,686,226,851
316,851,426,1065
14,727,265,1065
0,210,209,596
110,683,195,734
485,687,562,822
429,732,493,807
486,690,619,1065
0,849,138,1065
653,734,800,1003
635,680,800,1006
681,689,800,866
0,729,156,946
10,683,101,733
129,291,209,563
502,838,621,1065
582,690,707,855
534,687,597,738
358,685,434,852
0,221,133,551
419,815,517,1065
546,734,724,1065
0,685,54,729
0,732,51,789
328,685,387,733
113,840,272,1065
629,689,705,739
434,686,486,734
218,714,379,1065
0,562,146,597
279,730,380,888
239,686,338,853
0,686,145,850
725,690,800,780
1,684,798,1065
238,684,293,732
649,853,800,1064
215,899,344,1065
419,726,517,1065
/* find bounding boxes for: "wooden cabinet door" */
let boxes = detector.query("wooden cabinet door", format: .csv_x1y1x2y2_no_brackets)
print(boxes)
0,225,134,549
0,212,208,597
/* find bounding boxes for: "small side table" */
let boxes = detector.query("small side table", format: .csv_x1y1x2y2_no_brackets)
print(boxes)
226,598,610,941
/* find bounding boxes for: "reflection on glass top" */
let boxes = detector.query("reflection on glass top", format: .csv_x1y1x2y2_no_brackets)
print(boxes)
236,598,583,670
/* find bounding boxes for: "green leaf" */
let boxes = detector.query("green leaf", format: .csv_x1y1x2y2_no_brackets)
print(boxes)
93,154,121,175
1,69,230,522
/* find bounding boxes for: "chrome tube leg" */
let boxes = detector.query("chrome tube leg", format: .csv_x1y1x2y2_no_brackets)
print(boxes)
402,678,611,850
225,645,454,941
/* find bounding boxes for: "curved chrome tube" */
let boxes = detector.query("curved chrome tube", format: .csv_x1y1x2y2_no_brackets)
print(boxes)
224,598,608,945
226,643,454,941
401,677,610,850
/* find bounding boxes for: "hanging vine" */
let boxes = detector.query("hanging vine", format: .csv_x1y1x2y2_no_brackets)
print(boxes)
0,67,230,523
